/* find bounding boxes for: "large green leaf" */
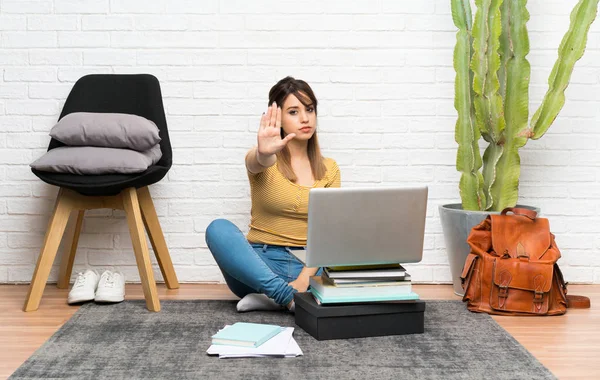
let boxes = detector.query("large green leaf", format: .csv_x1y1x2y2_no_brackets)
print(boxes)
471,0,492,142
490,0,530,211
482,143,503,209
471,0,506,141
484,0,506,142
451,0,473,29
490,147,522,210
472,0,506,209
530,0,600,139
498,0,511,100
459,172,486,211
452,0,484,210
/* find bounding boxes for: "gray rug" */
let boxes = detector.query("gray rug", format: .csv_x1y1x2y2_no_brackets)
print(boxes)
10,300,555,380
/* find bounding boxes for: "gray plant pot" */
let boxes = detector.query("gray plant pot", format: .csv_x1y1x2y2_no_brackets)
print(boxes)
439,203,541,296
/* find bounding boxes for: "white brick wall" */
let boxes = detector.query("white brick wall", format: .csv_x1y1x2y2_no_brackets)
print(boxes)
1,0,599,285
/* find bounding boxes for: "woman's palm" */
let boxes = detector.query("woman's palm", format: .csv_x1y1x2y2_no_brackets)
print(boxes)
257,103,296,156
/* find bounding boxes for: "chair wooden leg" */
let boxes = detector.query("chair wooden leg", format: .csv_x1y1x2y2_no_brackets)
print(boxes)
57,210,85,289
137,186,179,289
24,188,73,311
122,187,160,312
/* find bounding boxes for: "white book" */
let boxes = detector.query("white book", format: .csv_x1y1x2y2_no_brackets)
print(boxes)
207,326,302,358
324,266,406,279
328,274,412,286
218,338,302,359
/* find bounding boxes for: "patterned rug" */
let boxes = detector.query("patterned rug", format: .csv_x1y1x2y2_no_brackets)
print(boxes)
10,300,555,379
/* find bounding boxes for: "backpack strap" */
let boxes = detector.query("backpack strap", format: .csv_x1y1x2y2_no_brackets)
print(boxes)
554,264,591,309
567,295,591,308
501,207,537,220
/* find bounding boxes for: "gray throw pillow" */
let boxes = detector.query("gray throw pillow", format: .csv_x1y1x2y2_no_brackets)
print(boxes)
30,144,162,175
49,112,161,152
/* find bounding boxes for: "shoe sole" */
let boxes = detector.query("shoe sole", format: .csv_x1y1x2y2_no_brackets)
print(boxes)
94,294,125,303
67,293,95,304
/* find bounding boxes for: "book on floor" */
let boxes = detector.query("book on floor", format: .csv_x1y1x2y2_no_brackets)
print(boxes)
211,322,284,348
208,326,302,358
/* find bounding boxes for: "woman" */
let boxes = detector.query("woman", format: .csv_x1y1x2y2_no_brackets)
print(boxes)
205,77,341,312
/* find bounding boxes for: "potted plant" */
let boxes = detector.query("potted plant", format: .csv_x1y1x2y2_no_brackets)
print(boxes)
440,0,599,295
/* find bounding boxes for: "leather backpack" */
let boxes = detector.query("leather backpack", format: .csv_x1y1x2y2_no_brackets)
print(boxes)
461,207,590,316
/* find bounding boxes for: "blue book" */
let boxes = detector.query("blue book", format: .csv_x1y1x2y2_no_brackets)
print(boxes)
211,322,284,348
310,287,420,304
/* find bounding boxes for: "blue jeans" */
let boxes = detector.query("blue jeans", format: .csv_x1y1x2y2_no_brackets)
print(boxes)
205,218,318,306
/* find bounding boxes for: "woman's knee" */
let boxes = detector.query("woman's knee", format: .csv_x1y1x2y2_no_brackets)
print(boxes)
205,218,237,249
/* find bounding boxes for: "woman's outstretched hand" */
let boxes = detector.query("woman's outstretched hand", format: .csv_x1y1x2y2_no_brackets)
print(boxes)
257,102,296,156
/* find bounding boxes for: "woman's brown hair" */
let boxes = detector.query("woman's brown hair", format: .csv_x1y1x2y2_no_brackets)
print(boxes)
268,76,326,182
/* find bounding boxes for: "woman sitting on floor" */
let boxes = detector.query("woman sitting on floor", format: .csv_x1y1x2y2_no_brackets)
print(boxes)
205,76,341,312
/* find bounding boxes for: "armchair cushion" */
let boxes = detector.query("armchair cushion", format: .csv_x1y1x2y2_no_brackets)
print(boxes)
50,112,161,151
30,144,162,175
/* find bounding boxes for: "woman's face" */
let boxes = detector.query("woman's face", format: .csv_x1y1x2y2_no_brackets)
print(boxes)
280,93,316,141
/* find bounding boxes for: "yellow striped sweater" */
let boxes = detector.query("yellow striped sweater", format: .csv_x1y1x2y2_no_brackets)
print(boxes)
246,157,341,247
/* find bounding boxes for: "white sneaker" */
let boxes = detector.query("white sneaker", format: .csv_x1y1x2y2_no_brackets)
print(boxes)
67,269,100,304
94,270,125,303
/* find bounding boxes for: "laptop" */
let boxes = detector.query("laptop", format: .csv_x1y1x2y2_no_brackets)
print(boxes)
290,186,428,268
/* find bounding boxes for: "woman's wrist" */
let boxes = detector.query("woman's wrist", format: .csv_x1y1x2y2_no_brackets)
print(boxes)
289,275,310,293
298,269,317,283
256,147,276,167
297,274,310,285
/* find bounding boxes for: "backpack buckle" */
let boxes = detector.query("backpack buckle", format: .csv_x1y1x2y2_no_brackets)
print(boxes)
498,285,509,298
533,290,544,303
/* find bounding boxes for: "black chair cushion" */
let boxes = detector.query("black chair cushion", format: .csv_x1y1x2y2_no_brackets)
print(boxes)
32,74,172,196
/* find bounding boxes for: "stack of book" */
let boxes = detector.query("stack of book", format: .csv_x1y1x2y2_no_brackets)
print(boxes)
207,322,303,358
309,263,419,305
